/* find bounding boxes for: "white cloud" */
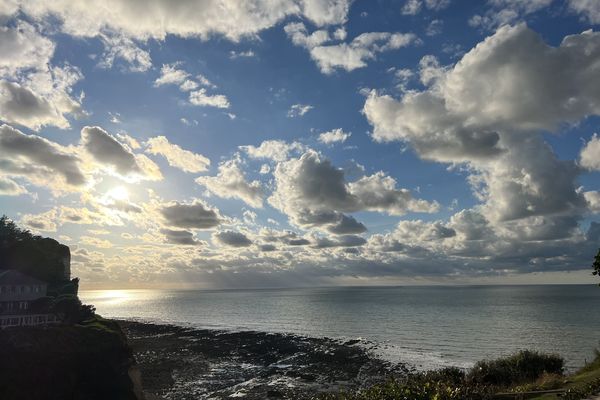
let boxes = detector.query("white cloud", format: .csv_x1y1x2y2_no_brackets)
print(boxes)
363,24,597,264
426,19,443,36
0,22,54,77
469,0,552,29
569,0,600,24
580,134,600,170
229,50,256,59
195,158,264,208
145,136,210,173
154,64,228,107
97,33,152,72
16,0,351,42
286,22,420,74
0,176,26,196
241,140,305,162
287,103,314,117
318,128,351,144
0,22,84,130
154,63,190,87
365,25,600,161
189,88,230,108
402,0,450,15
585,191,600,213
269,150,438,231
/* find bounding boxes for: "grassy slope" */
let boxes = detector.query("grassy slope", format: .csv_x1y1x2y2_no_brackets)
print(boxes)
531,353,600,400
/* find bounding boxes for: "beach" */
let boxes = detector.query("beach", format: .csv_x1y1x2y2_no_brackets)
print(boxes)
118,320,409,400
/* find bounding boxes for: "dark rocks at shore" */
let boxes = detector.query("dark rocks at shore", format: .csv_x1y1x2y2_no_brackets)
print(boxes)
118,320,409,400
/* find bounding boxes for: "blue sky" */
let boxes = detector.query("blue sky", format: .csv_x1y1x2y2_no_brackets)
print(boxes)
1,0,599,289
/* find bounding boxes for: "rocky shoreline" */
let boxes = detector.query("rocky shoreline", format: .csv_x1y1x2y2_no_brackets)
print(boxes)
118,320,410,400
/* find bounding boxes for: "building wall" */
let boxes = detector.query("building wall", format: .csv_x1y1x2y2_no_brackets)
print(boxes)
0,283,47,302
0,314,58,328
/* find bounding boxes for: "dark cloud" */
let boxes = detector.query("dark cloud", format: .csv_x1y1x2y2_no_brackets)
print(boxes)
259,244,277,252
270,150,437,231
214,230,252,247
161,228,203,246
0,124,86,186
81,126,141,175
161,201,221,229
0,81,57,130
314,235,367,248
326,214,367,234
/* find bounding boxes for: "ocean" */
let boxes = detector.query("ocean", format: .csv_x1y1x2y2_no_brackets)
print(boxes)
80,285,600,371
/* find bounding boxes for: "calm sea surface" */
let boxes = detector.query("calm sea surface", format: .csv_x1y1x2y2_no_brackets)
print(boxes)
80,285,600,371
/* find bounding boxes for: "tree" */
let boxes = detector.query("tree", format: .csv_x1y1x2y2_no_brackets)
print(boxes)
593,248,600,285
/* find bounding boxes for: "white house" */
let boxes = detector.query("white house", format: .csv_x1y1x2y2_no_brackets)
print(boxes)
0,270,58,328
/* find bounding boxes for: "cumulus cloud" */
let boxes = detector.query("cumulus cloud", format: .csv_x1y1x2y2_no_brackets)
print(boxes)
81,126,142,176
402,0,450,15
161,228,204,246
287,103,313,117
585,191,600,213
16,0,351,42
269,150,438,231
189,88,230,108
580,134,600,170
0,176,26,196
154,63,190,87
313,234,366,248
145,136,210,173
21,209,58,232
569,0,600,24
160,200,221,229
318,128,351,144
195,158,264,208
213,230,253,247
469,0,553,29
362,24,598,269
0,124,86,189
0,22,54,77
286,22,420,73
241,139,305,162
152,64,230,108
0,22,83,130
97,33,152,72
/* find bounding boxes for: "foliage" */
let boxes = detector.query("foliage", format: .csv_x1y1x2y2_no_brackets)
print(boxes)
593,248,600,285
0,215,71,284
319,352,565,400
468,350,563,387
318,368,494,400
51,294,96,324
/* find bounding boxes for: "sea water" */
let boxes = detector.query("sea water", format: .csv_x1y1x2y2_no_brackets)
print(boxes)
80,285,600,371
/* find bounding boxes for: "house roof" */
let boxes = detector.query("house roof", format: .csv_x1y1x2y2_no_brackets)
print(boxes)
0,270,45,285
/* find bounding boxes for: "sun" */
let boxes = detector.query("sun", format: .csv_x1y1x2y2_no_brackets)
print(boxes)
106,185,129,201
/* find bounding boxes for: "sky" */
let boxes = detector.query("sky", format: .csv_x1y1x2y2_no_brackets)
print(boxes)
1,0,600,289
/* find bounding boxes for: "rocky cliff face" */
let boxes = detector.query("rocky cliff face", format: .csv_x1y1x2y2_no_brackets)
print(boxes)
0,318,144,400
0,236,71,283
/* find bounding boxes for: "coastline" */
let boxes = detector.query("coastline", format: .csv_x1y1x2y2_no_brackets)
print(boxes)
117,320,409,399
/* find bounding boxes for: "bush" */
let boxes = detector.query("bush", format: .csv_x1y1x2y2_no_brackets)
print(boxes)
51,295,96,324
468,350,563,387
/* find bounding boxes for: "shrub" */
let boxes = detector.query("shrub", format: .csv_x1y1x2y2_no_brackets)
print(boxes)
468,350,563,387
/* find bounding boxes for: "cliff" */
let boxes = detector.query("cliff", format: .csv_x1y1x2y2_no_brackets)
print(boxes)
0,317,144,400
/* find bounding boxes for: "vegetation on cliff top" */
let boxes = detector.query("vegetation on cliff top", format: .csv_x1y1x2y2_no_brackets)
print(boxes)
0,215,72,285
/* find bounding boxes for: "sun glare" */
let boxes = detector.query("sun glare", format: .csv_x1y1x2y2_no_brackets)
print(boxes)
107,185,129,201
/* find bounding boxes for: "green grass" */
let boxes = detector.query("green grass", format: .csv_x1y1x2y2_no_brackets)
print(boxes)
528,350,600,400
318,350,600,400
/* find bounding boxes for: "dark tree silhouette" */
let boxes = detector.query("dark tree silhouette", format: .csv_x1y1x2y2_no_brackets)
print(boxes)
593,248,600,284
